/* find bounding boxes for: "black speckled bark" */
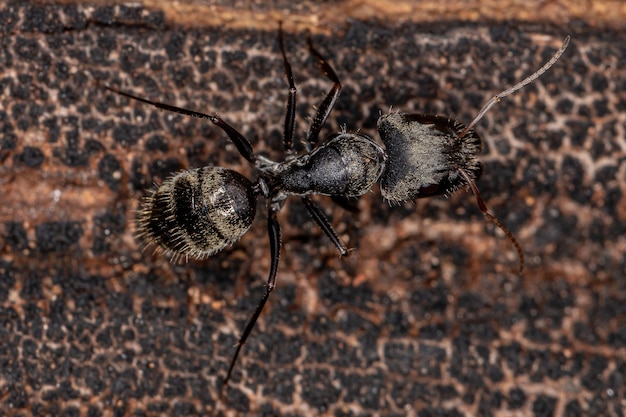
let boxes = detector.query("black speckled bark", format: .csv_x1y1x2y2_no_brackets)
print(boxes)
1,2,625,416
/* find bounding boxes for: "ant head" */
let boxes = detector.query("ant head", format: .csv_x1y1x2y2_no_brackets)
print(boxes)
376,36,571,273
377,110,523,272
377,112,483,205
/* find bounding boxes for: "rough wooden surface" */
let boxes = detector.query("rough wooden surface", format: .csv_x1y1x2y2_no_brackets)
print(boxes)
40,0,626,31
1,1,625,416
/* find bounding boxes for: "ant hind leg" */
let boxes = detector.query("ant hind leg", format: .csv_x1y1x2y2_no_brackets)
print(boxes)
101,84,257,164
223,210,282,385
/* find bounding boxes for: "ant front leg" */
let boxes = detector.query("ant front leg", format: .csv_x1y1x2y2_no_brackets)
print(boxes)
305,36,342,150
301,196,349,256
102,85,257,164
223,208,282,385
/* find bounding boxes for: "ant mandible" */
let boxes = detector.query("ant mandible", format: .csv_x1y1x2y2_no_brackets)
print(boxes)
103,26,569,385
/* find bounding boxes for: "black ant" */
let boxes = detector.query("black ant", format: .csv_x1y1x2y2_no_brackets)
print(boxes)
103,28,569,385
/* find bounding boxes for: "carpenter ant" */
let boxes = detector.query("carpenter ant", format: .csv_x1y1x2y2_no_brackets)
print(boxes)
103,28,569,385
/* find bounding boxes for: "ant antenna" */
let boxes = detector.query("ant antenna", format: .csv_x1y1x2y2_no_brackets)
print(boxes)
457,168,524,273
454,35,570,273
458,35,570,139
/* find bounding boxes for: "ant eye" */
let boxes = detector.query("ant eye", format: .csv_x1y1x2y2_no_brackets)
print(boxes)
417,183,441,196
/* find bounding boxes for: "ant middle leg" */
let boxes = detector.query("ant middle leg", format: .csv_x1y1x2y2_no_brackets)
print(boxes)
278,23,297,154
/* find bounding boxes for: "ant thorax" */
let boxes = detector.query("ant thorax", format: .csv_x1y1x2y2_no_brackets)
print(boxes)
276,132,386,197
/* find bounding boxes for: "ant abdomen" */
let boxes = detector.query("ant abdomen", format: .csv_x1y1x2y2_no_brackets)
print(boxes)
378,113,482,204
137,167,257,261
279,133,386,197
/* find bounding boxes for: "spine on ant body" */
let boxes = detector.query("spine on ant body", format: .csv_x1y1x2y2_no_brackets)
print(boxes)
277,133,386,197
136,167,257,262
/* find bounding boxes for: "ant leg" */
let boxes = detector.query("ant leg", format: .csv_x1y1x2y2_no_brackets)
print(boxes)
302,196,349,256
223,209,281,385
278,23,297,154
305,36,342,150
102,85,256,164
457,168,525,274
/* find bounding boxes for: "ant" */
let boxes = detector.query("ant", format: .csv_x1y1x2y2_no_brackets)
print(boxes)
103,27,570,385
